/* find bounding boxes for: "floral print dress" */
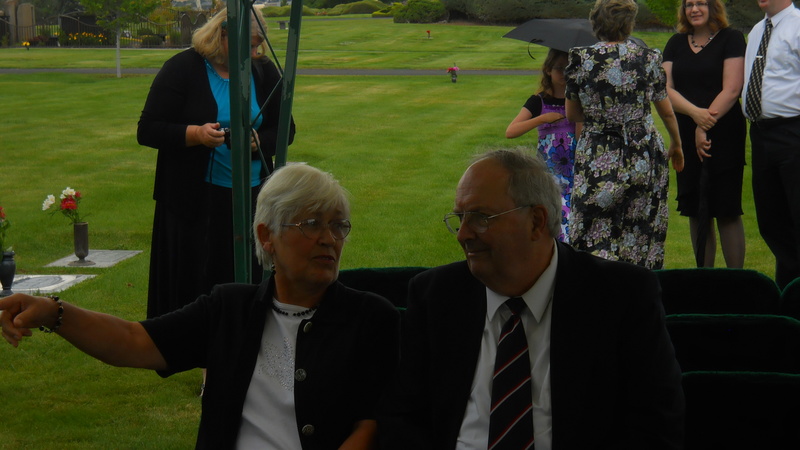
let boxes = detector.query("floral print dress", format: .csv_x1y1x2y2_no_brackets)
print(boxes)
537,97,576,242
564,41,671,269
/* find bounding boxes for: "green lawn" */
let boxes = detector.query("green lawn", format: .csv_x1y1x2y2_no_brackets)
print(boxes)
0,17,774,448
0,18,673,71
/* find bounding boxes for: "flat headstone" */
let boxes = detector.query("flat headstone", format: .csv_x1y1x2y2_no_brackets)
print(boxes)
4,274,96,295
46,250,142,268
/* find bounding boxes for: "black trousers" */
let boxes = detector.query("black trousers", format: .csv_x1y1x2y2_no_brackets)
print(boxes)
750,116,800,289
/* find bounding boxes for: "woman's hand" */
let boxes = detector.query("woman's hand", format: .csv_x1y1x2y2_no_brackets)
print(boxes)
187,122,226,148
0,294,56,347
695,127,712,161
541,112,566,124
338,419,377,450
250,129,260,153
669,141,684,173
690,107,717,131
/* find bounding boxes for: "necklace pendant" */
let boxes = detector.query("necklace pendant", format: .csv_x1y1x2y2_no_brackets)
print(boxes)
690,32,715,49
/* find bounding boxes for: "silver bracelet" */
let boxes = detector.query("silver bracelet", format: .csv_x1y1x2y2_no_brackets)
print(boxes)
39,295,63,333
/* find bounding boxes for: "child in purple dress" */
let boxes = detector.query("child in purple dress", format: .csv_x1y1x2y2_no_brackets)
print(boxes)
507,48,581,242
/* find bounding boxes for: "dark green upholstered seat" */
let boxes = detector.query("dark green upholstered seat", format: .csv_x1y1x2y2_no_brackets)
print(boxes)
683,371,800,449
780,277,800,321
655,268,781,315
337,267,429,310
666,314,800,374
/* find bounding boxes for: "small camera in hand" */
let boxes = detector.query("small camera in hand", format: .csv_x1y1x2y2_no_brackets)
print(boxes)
221,127,231,149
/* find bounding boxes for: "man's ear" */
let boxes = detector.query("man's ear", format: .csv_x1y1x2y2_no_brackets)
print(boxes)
256,223,273,253
530,205,550,240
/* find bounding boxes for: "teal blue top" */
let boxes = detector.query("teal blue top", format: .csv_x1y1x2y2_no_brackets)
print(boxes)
204,59,264,188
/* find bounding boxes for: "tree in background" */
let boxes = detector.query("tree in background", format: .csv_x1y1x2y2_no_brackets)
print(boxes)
643,0,678,28
723,0,769,29
307,0,388,9
441,0,595,23
78,0,160,78
25,0,82,21
642,0,769,30
438,0,761,29
393,0,447,23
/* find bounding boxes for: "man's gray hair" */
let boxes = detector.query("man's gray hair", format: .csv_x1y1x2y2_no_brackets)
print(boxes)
252,163,350,267
472,148,562,238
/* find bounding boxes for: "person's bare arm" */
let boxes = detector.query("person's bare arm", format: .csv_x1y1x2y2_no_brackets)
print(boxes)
565,98,585,123
663,61,717,131
338,419,377,450
0,293,167,370
654,97,684,172
506,107,566,139
186,122,226,148
705,57,745,125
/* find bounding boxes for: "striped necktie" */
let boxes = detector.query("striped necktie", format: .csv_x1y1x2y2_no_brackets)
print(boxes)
489,297,534,449
745,18,773,120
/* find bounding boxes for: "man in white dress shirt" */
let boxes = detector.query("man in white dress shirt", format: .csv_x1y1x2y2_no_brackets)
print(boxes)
379,149,684,449
742,0,800,289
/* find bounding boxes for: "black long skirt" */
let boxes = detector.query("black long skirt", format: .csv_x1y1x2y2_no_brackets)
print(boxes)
147,183,263,319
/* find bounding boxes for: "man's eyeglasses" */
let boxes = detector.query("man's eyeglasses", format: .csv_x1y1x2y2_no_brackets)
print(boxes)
443,205,531,234
684,1,709,9
281,219,352,240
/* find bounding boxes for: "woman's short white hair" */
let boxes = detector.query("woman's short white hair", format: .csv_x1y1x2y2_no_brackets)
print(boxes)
252,163,350,267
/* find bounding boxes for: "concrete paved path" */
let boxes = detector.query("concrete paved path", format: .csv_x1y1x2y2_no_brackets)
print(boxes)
0,68,537,76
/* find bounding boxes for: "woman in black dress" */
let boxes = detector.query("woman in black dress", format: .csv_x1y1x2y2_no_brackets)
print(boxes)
663,0,746,267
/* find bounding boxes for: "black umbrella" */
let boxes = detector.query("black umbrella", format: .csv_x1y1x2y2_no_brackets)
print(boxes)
503,18,598,53
503,19,649,54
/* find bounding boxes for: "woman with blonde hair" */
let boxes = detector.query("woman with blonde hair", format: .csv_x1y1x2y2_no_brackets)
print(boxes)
565,0,684,270
137,7,296,328
663,0,746,268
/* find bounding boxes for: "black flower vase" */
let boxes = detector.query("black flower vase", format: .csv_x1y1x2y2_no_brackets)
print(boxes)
0,251,15,297
451,72,457,83
70,222,95,266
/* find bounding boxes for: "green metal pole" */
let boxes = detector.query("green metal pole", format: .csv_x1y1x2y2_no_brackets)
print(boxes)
227,0,252,283
274,0,303,169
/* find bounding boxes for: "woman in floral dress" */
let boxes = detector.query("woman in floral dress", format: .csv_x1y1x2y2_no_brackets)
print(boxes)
565,0,684,269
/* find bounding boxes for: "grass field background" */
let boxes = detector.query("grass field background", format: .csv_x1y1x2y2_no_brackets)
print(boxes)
0,17,773,447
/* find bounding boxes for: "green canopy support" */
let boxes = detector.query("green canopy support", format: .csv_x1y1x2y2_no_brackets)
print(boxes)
274,0,303,169
226,0,301,283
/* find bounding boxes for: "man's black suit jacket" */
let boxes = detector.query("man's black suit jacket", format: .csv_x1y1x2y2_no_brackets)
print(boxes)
380,242,684,449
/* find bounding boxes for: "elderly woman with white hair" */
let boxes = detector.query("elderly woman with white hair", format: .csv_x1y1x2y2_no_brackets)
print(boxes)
0,164,400,449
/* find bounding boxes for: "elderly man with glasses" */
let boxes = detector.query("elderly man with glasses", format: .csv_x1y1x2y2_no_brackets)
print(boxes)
379,148,684,450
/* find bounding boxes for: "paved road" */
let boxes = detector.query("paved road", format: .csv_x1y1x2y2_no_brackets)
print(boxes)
0,68,537,76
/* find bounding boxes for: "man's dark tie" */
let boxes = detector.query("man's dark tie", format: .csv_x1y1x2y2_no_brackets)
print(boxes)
489,297,534,450
745,18,773,120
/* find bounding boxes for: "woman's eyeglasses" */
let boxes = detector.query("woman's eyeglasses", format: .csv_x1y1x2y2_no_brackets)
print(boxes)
281,219,352,240
684,1,709,9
